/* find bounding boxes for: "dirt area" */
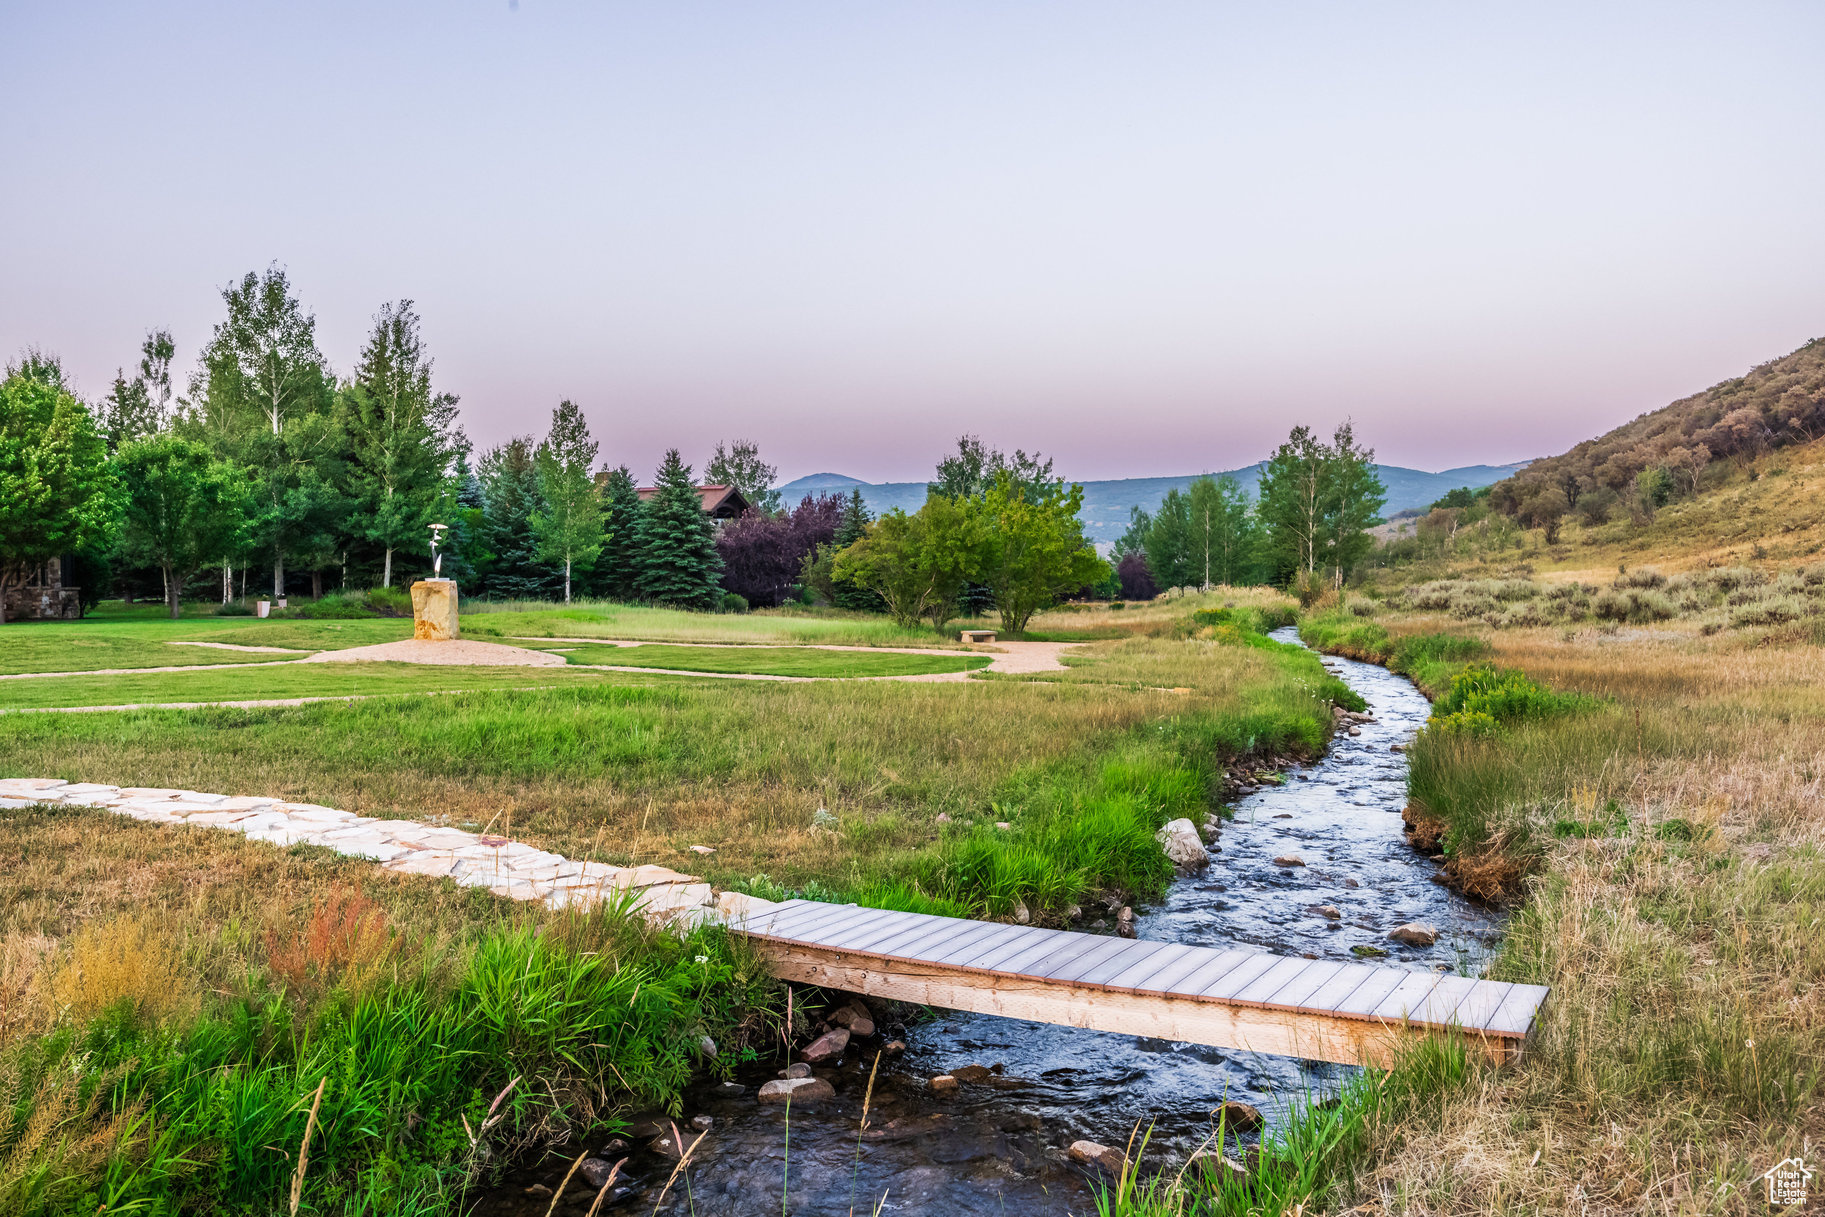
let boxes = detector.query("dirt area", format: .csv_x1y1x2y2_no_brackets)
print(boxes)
303,640,567,667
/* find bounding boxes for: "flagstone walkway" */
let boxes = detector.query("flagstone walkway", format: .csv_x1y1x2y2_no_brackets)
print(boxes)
0,776,775,927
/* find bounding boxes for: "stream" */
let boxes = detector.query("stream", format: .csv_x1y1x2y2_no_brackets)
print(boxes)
476,628,1504,1215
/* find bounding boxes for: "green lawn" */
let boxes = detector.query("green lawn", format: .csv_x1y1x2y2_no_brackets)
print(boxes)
463,598,973,647
0,660,644,710
0,599,972,675
545,641,991,677
0,607,412,674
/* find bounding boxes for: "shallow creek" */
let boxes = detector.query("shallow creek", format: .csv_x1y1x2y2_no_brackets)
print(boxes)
477,629,1504,1215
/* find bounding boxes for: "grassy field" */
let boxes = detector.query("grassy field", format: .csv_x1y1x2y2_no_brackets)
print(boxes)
0,587,1363,1215
1191,607,1825,1217
0,590,1339,923
464,599,975,646
0,801,782,1215
541,640,993,677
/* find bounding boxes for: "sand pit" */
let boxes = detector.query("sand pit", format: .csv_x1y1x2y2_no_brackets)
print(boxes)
303,639,567,667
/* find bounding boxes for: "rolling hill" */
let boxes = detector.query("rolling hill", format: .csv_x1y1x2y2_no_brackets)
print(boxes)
779,462,1529,547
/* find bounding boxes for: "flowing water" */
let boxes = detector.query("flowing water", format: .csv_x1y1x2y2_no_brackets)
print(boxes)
476,629,1504,1215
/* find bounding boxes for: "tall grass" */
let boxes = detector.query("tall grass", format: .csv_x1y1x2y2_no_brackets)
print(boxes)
0,810,785,1216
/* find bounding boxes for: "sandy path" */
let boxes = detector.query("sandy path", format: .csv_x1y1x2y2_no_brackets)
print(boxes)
167,640,312,654
303,639,567,666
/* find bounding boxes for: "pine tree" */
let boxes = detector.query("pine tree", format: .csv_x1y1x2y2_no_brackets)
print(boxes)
588,465,646,599
441,452,486,588
475,436,556,599
636,449,723,609
831,487,883,611
341,300,464,587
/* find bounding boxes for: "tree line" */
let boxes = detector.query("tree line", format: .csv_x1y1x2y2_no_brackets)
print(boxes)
1111,422,1386,600
1,264,1386,626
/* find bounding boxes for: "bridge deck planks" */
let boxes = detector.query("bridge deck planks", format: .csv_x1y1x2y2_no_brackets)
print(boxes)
737,900,1548,1068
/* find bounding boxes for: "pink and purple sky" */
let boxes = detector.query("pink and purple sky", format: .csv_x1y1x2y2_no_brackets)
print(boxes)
4,2,1822,483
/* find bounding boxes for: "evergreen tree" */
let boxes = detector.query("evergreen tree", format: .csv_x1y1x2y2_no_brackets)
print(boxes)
637,449,723,609
589,465,646,599
475,436,556,599
441,452,486,588
830,487,884,611
530,400,602,603
340,300,464,587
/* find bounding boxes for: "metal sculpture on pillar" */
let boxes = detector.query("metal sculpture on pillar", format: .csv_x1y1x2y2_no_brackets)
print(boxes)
411,523,459,641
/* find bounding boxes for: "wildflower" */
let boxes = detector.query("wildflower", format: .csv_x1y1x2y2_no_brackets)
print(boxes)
695,955,709,964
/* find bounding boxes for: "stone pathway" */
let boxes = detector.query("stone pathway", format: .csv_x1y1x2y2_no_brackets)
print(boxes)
0,776,779,928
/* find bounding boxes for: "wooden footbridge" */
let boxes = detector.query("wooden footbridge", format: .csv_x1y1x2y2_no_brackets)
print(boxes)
734,900,1548,1067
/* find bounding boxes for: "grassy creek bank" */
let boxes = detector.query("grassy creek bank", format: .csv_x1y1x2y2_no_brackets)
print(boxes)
1270,607,1825,1216
0,592,1376,1214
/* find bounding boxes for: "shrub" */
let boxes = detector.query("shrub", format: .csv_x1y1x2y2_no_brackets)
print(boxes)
1612,567,1665,589
364,586,412,616
287,592,378,619
1348,598,1376,617
1430,709,1499,737
1433,664,1582,724
213,601,253,617
1115,553,1157,601
1730,597,1806,627
719,591,749,614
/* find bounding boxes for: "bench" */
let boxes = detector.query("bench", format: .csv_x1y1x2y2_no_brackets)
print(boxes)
959,629,997,643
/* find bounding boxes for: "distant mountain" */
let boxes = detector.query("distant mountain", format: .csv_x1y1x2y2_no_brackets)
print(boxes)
777,472,868,492
779,461,1529,547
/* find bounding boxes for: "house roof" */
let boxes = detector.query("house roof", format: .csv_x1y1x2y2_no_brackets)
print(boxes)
632,483,751,517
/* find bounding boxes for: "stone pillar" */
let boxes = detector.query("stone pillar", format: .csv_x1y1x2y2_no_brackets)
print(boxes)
410,579,460,641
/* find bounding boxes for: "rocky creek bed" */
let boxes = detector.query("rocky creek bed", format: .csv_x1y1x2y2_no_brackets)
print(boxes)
473,628,1506,1215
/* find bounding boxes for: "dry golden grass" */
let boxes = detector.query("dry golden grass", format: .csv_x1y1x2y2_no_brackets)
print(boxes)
48,916,195,1027
0,803,527,1049
1507,438,1825,584
1351,616,1825,1215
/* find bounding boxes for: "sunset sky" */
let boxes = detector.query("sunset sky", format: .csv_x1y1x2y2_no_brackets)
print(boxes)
5,2,1822,484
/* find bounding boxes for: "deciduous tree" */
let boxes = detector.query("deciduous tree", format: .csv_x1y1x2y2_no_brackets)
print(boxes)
530,400,603,603
0,354,117,623
117,435,244,618
706,438,782,515
978,472,1106,633
101,329,176,449
186,266,337,597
